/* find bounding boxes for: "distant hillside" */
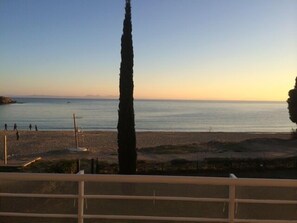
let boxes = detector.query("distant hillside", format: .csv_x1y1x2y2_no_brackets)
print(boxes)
0,96,16,105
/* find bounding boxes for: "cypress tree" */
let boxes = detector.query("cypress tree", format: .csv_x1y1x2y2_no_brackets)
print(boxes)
287,77,297,126
117,0,137,174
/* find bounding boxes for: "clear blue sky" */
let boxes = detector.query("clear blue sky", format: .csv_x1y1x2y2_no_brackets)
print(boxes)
0,0,296,100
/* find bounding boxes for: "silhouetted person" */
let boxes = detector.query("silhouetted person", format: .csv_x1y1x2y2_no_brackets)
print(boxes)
13,123,17,131
29,124,32,131
16,131,20,140
35,125,38,131
4,124,7,131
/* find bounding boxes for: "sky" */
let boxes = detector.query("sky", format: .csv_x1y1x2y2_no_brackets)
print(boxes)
0,0,296,101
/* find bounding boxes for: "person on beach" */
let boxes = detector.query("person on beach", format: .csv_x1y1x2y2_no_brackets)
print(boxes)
29,124,32,131
4,123,7,131
16,131,20,140
13,123,17,131
35,125,38,131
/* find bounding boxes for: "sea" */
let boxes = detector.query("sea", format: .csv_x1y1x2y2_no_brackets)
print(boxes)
0,98,294,132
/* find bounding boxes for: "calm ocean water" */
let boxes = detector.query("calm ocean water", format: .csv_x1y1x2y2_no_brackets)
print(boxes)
0,98,294,132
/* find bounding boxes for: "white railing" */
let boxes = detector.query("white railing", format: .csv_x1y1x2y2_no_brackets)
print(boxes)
0,172,297,223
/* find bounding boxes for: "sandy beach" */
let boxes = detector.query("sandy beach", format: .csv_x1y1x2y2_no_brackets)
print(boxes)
0,130,296,163
1,131,297,223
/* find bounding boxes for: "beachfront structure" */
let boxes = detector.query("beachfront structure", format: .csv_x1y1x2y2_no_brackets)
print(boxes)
0,172,297,223
117,0,137,174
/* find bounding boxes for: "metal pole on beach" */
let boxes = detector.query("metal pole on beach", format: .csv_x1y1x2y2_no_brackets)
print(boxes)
4,135,7,165
73,113,79,149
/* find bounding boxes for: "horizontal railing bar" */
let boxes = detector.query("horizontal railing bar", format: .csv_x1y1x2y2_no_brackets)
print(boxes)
1,212,296,223
3,193,295,205
0,212,77,218
84,194,228,203
84,214,229,222
0,173,231,184
235,219,297,223
234,178,297,187
236,198,297,205
0,193,77,199
1,173,297,187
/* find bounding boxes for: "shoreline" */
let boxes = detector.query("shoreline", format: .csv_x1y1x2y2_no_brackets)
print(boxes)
1,127,293,133
0,129,292,133
0,131,295,163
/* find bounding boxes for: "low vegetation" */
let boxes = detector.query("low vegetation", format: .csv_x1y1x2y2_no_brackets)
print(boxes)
18,156,297,179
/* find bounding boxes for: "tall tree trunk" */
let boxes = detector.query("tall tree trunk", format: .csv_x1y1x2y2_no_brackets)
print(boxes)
117,0,137,174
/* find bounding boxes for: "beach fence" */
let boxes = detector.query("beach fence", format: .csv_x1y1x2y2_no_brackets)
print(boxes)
0,173,297,223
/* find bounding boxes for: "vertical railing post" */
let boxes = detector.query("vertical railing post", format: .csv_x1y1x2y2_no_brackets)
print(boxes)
228,173,237,223
3,135,7,165
78,170,84,223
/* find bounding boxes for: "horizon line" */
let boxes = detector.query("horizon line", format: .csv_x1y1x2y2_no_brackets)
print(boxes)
7,95,285,103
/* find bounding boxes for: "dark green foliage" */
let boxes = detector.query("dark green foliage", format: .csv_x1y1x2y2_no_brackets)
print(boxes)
170,159,189,165
290,128,297,139
287,77,297,138
117,0,137,174
141,144,200,154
